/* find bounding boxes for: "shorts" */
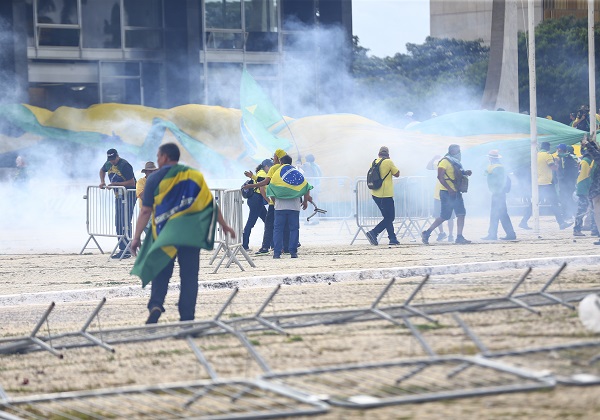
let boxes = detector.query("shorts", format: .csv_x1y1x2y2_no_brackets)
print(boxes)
439,190,466,220
433,198,455,220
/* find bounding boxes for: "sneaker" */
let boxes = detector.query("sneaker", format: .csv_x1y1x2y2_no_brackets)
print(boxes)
255,248,270,255
592,230,600,237
480,235,497,240
436,232,447,242
559,221,574,230
594,241,600,245
389,239,400,246
518,222,532,230
500,235,517,240
366,231,378,246
146,307,162,324
573,231,586,237
111,251,131,259
273,254,281,259
421,230,431,245
447,235,454,242
455,235,472,244
290,253,298,258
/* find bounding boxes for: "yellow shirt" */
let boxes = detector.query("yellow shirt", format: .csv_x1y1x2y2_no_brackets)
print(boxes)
371,158,399,198
135,177,147,205
537,151,555,185
437,158,456,192
577,158,592,184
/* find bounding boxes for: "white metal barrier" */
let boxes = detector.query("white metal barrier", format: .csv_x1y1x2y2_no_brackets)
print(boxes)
80,186,139,259
209,188,255,273
300,176,354,231
351,177,434,245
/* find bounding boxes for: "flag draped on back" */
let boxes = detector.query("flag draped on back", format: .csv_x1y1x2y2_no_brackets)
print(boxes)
130,164,217,287
266,164,313,199
239,68,291,159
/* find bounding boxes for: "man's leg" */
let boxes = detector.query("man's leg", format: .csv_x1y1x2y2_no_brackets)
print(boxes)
422,191,451,244
273,210,284,257
453,193,469,242
288,210,300,256
370,196,386,236
260,205,274,251
177,246,200,321
498,194,516,237
243,196,262,249
125,190,136,251
485,195,500,239
574,195,589,233
541,185,566,226
115,197,126,251
146,257,176,323
381,197,398,241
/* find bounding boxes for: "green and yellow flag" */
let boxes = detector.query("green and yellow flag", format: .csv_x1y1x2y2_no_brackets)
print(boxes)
266,164,313,199
131,164,217,287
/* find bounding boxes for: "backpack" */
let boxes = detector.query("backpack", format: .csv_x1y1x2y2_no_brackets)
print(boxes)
503,175,512,194
442,157,469,193
367,158,390,190
241,179,255,199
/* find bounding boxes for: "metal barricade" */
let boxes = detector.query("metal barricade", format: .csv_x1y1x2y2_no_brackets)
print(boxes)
80,186,139,259
351,177,433,245
300,176,354,230
209,188,255,273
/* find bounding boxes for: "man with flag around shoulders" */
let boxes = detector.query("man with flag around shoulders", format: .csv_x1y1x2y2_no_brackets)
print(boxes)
266,154,313,259
130,143,235,324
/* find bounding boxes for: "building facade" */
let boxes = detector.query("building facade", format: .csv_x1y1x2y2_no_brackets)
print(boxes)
0,0,352,114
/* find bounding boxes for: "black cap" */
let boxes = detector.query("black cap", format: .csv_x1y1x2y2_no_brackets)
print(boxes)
107,149,118,159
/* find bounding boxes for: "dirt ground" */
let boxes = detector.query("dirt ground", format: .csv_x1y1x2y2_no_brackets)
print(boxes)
1,217,600,419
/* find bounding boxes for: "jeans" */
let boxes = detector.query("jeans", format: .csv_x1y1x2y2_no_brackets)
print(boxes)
521,184,565,226
242,194,267,249
371,196,397,241
487,193,515,238
273,210,300,256
115,190,136,251
147,246,200,321
261,205,275,250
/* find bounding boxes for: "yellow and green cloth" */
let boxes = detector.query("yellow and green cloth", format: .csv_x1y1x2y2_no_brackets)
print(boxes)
266,164,313,199
131,164,217,287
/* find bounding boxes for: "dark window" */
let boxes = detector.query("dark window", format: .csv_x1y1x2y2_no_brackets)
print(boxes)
282,0,315,29
38,27,80,46
124,0,162,27
125,29,162,49
36,0,78,25
82,0,121,48
205,0,242,29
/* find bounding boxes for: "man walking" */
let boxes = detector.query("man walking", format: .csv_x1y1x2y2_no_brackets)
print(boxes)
366,146,400,246
130,143,235,324
574,143,595,236
519,141,571,230
481,150,516,241
556,143,578,221
266,154,313,258
99,148,136,259
421,144,472,245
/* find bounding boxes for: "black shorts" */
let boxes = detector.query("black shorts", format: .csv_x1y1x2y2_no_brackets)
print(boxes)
439,190,466,220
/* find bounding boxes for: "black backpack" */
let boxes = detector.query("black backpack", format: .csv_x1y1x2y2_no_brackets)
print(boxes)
241,180,255,199
367,158,390,190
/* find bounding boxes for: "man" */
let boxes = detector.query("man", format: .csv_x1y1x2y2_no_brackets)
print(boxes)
421,144,472,245
99,148,136,259
243,149,288,254
574,143,595,236
130,143,235,324
301,154,322,224
427,154,455,242
136,161,158,205
581,136,600,245
481,150,516,241
519,141,571,230
555,143,578,221
366,146,400,246
266,154,313,258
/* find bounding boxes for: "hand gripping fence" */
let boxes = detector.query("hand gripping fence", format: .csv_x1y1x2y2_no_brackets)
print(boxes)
80,186,139,259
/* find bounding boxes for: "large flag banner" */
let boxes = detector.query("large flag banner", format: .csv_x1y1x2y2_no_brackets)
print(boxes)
266,164,313,199
130,164,217,287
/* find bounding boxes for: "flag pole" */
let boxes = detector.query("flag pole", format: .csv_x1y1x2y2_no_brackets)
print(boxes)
589,0,596,142
527,0,540,234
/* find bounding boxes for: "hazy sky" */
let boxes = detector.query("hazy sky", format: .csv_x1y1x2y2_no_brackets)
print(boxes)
352,0,430,58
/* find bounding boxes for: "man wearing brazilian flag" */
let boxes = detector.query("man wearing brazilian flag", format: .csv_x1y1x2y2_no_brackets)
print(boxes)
266,154,313,258
130,143,235,324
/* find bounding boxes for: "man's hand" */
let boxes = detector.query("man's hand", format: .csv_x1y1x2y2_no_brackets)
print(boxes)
221,223,236,239
244,170,253,178
448,189,457,198
464,170,472,176
99,182,106,189
130,238,141,256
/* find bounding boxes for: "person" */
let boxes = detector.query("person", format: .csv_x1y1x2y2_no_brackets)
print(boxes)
266,154,313,258
574,142,595,236
421,144,473,245
519,141,571,230
404,111,420,129
99,148,136,259
130,143,235,324
555,143,578,221
481,150,516,241
581,136,600,245
136,161,158,205
365,146,400,246
241,159,271,251
243,149,287,255
301,154,323,224
574,106,591,132
427,155,455,242
13,155,28,184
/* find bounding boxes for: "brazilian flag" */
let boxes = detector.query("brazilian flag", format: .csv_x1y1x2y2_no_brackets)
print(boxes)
131,164,217,287
266,164,313,199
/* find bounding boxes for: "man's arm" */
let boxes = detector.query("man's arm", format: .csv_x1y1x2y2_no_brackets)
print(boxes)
244,177,271,189
99,168,107,188
130,206,152,256
217,208,236,238
301,192,313,210
437,167,455,193
392,169,400,178
108,177,136,188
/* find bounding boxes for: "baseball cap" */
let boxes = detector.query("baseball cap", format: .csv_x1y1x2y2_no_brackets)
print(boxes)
261,158,274,168
107,149,118,159
274,149,287,159
557,143,567,151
